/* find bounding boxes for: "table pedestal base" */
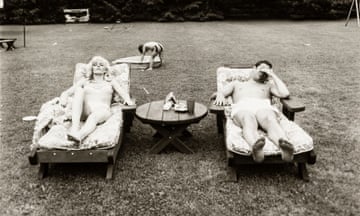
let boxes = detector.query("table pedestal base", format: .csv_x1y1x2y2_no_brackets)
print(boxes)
150,124,194,154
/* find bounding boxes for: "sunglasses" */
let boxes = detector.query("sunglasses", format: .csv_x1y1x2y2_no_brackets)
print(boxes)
92,62,105,67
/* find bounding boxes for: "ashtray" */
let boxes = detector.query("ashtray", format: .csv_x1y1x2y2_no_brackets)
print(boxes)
174,103,188,112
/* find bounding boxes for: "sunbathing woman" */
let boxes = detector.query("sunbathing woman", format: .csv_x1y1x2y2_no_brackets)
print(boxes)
60,56,134,142
212,60,294,163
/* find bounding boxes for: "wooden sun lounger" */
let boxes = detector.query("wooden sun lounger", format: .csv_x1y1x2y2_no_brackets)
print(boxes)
28,63,136,179
28,104,136,179
0,38,16,51
209,64,316,181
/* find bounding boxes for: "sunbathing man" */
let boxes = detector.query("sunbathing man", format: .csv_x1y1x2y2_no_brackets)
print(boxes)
60,56,135,142
211,60,294,162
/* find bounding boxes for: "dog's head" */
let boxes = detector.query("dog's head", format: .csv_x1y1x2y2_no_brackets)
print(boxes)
138,44,144,54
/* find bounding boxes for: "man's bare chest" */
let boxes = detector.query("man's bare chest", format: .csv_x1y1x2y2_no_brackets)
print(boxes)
234,81,270,98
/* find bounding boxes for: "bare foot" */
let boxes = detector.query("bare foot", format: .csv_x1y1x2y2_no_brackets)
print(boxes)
141,67,152,72
67,131,81,142
279,138,294,162
252,137,266,163
64,140,80,148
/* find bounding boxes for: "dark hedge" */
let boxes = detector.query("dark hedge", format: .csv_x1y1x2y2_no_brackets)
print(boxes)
0,0,354,24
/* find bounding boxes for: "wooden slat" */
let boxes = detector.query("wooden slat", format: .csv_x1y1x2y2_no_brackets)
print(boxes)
163,109,179,123
36,150,109,163
208,100,226,114
135,102,150,121
178,112,193,121
137,101,208,125
119,103,136,112
0,39,15,43
193,102,208,118
147,101,164,122
231,151,311,165
280,97,305,113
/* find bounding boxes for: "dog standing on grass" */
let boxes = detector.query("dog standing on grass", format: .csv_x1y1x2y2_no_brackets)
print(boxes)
138,41,164,71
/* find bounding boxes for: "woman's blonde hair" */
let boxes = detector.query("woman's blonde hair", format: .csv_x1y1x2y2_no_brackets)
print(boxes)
86,56,111,80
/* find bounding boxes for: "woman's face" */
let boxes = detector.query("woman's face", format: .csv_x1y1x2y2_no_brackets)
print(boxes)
92,59,107,75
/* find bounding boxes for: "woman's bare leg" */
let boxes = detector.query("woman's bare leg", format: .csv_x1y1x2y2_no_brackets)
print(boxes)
70,86,84,133
77,110,111,141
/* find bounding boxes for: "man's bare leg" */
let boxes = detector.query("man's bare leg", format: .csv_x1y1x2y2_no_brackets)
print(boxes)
145,54,156,71
140,53,145,62
252,137,266,163
233,111,265,162
278,139,294,162
256,109,294,162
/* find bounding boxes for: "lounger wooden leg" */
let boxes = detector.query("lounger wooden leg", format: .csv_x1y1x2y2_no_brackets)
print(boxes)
7,42,15,51
282,109,295,121
106,163,114,180
124,112,134,133
216,114,224,134
297,163,309,182
226,166,238,182
38,163,49,179
28,149,38,165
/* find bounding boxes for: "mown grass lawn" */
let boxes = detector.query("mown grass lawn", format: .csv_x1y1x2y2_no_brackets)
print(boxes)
0,20,359,216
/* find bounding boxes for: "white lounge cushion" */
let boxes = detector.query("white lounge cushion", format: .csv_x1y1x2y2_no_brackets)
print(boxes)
31,63,130,150
36,104,123,150
216,66,313,156
225,109,314,156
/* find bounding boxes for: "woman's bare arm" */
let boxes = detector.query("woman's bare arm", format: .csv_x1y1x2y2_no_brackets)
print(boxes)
111,80,135,105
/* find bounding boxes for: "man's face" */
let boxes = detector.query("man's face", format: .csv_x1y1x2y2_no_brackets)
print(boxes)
253,63,271,82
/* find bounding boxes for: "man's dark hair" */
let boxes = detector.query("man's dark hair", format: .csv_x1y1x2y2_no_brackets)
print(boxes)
255,60,272,69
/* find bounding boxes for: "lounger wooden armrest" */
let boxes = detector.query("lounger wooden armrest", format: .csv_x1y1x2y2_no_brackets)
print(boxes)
209,97,305,114
119,103,136,112
209,99,228,134
280,97,305,113
280,96,305,121
118,100,137,133
212,65,315,181
208,100,226,114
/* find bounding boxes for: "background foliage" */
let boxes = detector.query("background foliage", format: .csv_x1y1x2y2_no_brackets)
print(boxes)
0,0,354,24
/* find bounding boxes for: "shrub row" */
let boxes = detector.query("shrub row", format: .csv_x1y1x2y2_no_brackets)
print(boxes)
0,0,354,24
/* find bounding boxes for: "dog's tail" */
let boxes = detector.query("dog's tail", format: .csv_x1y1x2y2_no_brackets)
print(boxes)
138,44,143,54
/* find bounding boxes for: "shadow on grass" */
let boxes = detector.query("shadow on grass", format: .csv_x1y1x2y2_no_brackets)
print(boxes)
235,163,297,179
44,163,109,179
